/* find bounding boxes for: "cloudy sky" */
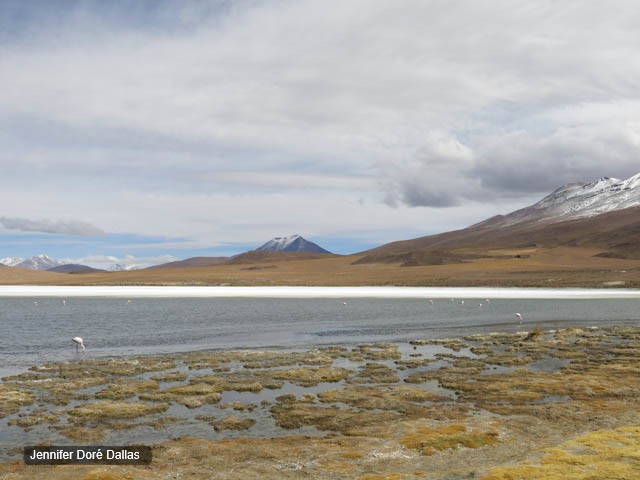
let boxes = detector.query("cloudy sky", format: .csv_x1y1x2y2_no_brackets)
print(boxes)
1,0,640,268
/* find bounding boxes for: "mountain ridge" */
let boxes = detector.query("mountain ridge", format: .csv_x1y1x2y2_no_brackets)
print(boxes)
358,172,640,265
0,254,65,270
47,264,107,274
146,257,229,270
474,172,640,229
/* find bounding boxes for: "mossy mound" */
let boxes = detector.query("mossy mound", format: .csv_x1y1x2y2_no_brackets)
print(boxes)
319,385,448,410
0,386,34,418
271,403,399,432
211,416,256,431
348,363,400,384
139,383,221,408
67,401,169,421
151,371,188,382
95,380,159,400
8,409,58,428
269,367,351,387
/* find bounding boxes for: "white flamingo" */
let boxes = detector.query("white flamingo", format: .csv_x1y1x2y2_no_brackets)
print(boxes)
72,337,85,352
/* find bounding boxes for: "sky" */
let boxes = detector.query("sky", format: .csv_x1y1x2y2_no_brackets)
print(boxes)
1,0,640,269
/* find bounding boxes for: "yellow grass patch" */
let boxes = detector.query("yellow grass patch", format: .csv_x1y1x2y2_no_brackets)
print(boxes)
401,424,500,455
482,425,640,480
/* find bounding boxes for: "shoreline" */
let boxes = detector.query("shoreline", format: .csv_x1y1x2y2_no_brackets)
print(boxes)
1,325,638,479
1,285,640,298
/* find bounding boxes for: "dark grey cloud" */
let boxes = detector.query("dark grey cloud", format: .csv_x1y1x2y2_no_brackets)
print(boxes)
381,131,480,208
0,217,104,236
384,121,640,207
473,125,640,194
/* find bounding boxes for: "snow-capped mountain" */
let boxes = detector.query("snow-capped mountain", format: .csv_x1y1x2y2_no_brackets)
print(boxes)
110,263,144,271
254,235,331,254
362,170,640,264
479,172,640,228
0,254,66,270
0,255,146,271
0,257,25,267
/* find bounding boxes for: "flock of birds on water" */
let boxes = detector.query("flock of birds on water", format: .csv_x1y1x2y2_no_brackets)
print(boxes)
37,297,524,354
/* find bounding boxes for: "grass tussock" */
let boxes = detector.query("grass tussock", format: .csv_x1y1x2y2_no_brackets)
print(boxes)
269,367,351,387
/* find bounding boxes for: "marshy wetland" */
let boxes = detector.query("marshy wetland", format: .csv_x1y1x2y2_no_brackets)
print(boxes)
0,319,639,479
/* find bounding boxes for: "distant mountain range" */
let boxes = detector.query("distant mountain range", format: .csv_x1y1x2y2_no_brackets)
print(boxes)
0,235,332,272
0,254,65,270
0,254,116,273
2,175,640,287
4,171,640,275
149,235,332,269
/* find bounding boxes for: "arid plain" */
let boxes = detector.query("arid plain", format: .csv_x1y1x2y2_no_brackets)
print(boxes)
1,246,639,289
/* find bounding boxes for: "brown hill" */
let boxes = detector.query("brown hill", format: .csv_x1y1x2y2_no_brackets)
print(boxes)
357,205,640,265
227,251,338,265
0,267,67,283
147,257,229,269
47,264,107,274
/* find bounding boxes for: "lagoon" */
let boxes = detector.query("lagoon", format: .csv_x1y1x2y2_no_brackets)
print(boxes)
0,288,638,376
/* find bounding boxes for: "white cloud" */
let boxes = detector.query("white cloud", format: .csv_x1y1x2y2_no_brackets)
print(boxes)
0,216,104,236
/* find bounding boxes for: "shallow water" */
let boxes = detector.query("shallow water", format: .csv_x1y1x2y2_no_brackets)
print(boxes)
0,296,638,376
1,302,638,463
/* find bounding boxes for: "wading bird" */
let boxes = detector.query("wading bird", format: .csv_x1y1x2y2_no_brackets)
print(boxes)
72,336,85,352
515,313,523,324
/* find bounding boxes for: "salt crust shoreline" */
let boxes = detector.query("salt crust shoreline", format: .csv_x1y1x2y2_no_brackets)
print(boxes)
0,285,639,298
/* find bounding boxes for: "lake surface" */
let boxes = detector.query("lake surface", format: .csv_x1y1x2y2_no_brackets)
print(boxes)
1,294,639,376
